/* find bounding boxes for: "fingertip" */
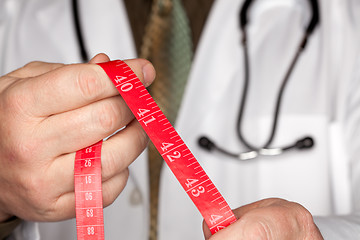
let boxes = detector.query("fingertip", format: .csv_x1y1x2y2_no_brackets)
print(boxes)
123,59,156,87
141,60,156,87
89,53,111,64
102,170,130,208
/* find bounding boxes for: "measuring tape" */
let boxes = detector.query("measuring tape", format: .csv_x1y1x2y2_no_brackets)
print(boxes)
75,141,104,239
74,60,237,239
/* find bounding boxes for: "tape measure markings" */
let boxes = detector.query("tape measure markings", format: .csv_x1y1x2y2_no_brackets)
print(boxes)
97,60,237,234
75,60,237,239
75,141,104,240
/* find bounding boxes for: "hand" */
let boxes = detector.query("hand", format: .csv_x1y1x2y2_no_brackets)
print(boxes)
203,198,323,240
0,54,155,222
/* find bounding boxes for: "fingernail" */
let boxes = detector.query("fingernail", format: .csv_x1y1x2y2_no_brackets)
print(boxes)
142,62,156,87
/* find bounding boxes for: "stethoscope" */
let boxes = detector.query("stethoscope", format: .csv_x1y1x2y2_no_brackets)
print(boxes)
198,0,320,160
72,0,320,161
72,0,89,63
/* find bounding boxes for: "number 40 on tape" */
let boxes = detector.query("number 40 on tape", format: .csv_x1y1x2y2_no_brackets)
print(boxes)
74,60,237,239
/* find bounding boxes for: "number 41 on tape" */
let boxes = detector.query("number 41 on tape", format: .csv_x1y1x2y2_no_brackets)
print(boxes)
98,60,237,233
74,60,237,239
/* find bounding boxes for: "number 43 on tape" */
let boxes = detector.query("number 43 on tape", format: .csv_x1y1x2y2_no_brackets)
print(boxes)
74,60,237,239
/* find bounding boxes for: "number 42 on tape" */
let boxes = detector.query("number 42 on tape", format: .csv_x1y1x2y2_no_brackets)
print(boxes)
99,60,237,232
75,60,237,239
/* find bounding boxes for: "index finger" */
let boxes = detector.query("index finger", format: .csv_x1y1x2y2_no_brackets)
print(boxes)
7,61,64,78
11,59,155,117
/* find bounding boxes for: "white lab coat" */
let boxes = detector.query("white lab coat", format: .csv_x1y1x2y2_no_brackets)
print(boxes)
1,0,360,239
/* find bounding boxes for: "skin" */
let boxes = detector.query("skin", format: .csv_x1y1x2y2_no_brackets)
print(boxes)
203,198,324,240
0,53,155,222
0,53,323,239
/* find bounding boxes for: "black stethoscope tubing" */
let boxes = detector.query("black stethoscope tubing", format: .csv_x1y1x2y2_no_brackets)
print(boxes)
72,0,89,63
198,0,320,160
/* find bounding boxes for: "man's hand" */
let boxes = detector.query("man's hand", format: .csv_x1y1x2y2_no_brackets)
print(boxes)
203,198,323,240
0,54,155,222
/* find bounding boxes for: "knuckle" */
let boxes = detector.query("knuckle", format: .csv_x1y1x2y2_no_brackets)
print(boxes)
102,147,129,180
21,61,43,72
295,202,315,227
252,221,272,239
19,173,47,212
261,197,286,206
97,101,120,132
102,150,118,180
19,61,45,77
23,61,42,69
77,66,105,100
1,84,28,115
14,138,39,162
239,218,270,239
20,174,59,221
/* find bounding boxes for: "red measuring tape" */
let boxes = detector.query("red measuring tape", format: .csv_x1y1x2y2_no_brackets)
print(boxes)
74,60,237,239
74,141,104,239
